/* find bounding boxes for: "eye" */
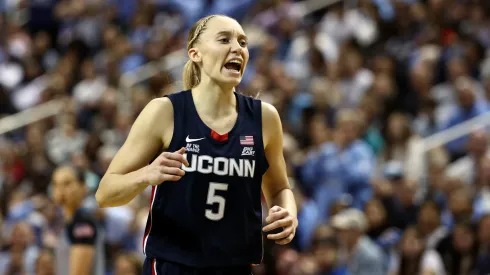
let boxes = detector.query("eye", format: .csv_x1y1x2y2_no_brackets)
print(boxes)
219,38,230,43
239,40,248,47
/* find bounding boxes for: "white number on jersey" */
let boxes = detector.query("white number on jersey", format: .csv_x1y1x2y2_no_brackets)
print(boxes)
205,182,228,221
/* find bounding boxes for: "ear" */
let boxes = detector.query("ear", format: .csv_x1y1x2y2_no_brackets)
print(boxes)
188,48,202,63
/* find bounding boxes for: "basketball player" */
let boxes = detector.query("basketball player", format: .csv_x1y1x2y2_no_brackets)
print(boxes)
96,14,297,275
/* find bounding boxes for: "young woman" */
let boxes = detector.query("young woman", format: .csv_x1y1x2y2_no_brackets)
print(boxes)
95,14,297,275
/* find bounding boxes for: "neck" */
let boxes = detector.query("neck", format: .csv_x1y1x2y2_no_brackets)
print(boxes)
63,205,77,222
192,80,236,119
346,237,360,253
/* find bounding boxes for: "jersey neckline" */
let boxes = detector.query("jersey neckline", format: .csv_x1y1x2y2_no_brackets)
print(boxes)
185,89,243,144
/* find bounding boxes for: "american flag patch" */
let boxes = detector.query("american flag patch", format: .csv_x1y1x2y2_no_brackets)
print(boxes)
240,135,254,146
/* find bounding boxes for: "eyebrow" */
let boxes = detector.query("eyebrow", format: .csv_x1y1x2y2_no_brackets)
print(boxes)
216,31,248,41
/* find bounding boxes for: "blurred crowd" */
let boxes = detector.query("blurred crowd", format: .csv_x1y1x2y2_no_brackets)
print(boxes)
1,0,490,274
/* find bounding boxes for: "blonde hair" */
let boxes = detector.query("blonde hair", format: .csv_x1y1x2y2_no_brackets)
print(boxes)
182,15,219,90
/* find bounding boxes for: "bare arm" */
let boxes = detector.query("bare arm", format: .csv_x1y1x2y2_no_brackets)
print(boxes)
261,102,298,244
96,98,174,207
69,245,95,275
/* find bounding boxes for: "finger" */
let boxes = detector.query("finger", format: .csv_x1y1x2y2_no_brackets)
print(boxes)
161,166,185,176
265,208,288,224
164,152,190,167
263,217,293,232
267,227,292,240
275,234,294,245
150,173,181,185
269,205,282,214
161,174,182,182
174,147,186,155
160,158,183,168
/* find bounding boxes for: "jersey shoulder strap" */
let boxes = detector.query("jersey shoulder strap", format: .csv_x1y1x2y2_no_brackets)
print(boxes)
236,92,269,174
163,90,190,151
236,92,262,123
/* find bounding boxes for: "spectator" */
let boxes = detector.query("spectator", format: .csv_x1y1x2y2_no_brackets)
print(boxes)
442,77,490,160
378,112,423,181
446,129,490,185
388,226,446,275
417,200,448,249
302,108,375,218
436,221,479,275
331,208,386,275
311,224,349,275
364,197,400,253
45,111,88,165
374,173,420,231
0,221,39,275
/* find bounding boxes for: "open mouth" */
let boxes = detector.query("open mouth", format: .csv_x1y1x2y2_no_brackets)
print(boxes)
223,60,242,74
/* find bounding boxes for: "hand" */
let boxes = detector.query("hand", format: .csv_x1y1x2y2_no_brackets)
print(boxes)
263,206,297,245
144,147,189,186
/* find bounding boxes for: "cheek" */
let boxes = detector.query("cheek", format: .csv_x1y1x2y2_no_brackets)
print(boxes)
52,189,63,203
243,51,250,65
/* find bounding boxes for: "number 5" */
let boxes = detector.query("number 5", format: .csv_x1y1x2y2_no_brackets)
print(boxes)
205,182,228,221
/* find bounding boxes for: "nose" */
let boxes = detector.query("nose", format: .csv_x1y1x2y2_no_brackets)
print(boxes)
230,39,243,54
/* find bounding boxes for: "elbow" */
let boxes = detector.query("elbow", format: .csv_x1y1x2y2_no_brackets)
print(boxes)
95,189,109,208
95,181,112,208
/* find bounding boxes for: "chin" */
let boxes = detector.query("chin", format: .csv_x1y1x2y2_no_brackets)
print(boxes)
218,76,242,88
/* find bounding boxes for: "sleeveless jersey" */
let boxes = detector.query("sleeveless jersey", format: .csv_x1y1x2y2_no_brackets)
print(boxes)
142,90,269,267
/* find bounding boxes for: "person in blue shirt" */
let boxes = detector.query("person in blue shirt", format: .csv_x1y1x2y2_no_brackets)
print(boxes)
301,109,376,219
442,76,489,160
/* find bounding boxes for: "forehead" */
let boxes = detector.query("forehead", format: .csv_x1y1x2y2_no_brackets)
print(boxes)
52,168,77,183
203,16,245,37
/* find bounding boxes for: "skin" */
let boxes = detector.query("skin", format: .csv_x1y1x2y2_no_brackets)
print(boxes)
95,15,297,245
51,167,95,275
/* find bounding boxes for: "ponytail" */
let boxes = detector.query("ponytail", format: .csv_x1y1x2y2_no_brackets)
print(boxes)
182,60,200,90
182,14,219,90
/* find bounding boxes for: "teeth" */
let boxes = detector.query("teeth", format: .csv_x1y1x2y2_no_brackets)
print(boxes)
224,59,242,73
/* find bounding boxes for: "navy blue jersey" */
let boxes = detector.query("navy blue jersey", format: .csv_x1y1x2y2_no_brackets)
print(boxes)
142,90,269,267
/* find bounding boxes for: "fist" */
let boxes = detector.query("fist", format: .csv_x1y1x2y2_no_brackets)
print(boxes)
144,147,189,186
263,206,297,245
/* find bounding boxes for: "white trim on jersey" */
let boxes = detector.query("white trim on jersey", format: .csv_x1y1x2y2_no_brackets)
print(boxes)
143,185,159,255
153,259,158,275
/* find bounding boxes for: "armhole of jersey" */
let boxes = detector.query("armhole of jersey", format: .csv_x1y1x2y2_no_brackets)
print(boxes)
255,100,269,174
164,93,184,151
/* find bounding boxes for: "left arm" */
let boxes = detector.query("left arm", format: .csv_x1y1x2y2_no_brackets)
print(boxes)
68,219,97,275
70,245,95,275
261,102,298,245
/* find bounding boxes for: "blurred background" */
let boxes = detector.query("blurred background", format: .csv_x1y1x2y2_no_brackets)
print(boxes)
1,0,490,274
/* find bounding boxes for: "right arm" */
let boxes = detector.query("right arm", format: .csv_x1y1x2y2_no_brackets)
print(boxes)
95,98,186,208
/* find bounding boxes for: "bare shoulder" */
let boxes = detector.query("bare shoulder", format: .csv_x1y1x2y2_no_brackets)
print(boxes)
261,102,282,148
141,97,173,118
134,97,174,148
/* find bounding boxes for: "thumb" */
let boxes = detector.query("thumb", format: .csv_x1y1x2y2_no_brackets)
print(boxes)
175,147,186,155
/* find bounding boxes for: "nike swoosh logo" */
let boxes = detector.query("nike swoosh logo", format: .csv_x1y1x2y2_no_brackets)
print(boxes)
186,136,205,142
